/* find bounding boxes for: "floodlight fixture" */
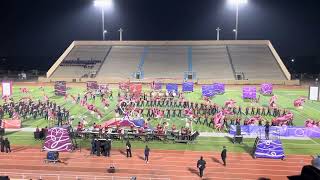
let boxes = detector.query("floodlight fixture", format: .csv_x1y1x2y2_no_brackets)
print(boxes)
228,0,247,40
229,0,248,5
94,0,113,8
94,0,113,40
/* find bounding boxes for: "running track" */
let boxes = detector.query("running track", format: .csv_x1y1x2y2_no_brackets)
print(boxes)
0,147,311,180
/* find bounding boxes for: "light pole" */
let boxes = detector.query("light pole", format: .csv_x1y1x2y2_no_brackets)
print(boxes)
216,27,221,40
229,0,247,40
94,0,113,40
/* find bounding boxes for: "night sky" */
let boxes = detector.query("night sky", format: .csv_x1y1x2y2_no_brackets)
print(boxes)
1,0,319,73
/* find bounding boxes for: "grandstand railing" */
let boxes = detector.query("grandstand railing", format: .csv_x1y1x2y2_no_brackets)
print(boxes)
1,172,170,180
95,46,113,77
226,46,236,80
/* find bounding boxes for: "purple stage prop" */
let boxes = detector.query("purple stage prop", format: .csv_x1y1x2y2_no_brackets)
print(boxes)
182,82,194,92
87,81,99,91
43,127,73,152
54,81,67,96
229,125,320,138
153,81,162,90
166,83,178,93
213,83,225,94
202,85,215,97
261,83,273,95
242,86,256,99
254,139,285,159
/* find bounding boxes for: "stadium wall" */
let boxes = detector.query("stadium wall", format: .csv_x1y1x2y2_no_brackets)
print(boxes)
267,42,291,80
38,77,300,85
46,42,75,78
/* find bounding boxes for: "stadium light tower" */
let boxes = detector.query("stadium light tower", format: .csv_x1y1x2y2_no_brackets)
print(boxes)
228,0,248,40
94,0,113,40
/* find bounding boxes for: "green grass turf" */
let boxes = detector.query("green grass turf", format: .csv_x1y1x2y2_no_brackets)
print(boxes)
1,85,320,130
4,131,320,155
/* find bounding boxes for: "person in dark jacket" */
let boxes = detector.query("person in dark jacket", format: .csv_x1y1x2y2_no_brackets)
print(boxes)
105,139,111,157
91,138,96,155
144,145,150,163
197,156,206,178
0,136,4,152
265,121,270,140
126,140,132,158
95,139,101,156
4,137,11,153
221,146,227,166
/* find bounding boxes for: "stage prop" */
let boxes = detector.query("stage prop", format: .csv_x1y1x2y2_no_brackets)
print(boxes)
182,82,194,92
43,127,73,152
129,84,142,96
166,83,178,93
242,86,256,99
2,119,21,129
252,138,285,160
213,83,225,94
54,81,67,96
229,125,320,138
119,81,130,91
86,81,99,91
202,85,215,97
1,81,12,97
309,86,319,101
103,119,152,130
151,81,162,90
260,83,273,95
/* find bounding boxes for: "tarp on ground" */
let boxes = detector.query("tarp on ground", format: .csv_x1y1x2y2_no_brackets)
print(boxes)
229,125,320,138
43,127,73,152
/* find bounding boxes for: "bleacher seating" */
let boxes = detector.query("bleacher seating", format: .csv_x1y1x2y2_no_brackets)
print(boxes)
192,46,235,79
228,45,286,80
143,46,188,79
96,46,144,78
48,41,290,82
51,45,110,78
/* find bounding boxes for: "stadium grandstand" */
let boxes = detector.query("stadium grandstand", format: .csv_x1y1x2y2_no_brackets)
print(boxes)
43,40,297,85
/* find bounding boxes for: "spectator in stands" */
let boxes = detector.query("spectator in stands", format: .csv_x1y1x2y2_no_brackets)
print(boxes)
197,156,206,178
4,137,11,153
144,145,150,163
126,140,132,158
